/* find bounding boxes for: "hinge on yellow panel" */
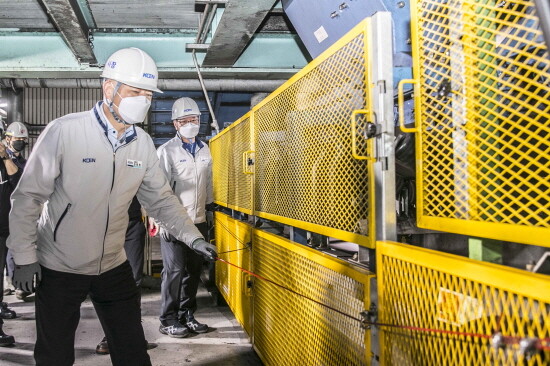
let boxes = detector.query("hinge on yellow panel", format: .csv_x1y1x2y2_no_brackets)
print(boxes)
365,122,381,139
360,303,377,329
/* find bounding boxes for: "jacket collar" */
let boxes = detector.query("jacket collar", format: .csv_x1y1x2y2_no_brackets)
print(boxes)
93,101,137,145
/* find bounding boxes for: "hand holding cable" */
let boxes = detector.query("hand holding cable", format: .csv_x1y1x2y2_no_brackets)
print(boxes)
191,238,217,261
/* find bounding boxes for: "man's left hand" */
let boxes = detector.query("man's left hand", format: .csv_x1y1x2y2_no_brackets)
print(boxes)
190,239,217,262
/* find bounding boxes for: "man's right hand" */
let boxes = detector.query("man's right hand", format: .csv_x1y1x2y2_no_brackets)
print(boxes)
190,239,217,262
0,142,8,159
13,262,41,293
148,217,159,237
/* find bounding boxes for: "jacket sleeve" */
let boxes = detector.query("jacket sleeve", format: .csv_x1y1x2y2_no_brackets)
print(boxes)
7,165,22,188
7,122,63,265
137,135,203,246
156,145,172,183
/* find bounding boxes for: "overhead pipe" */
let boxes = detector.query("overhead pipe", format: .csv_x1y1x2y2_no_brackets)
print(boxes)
195,3,212,45
198,3,218,44
192,2,221,133
1,78,285,92
534,0,550,59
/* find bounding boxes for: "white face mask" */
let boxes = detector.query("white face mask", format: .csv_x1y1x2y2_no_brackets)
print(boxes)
178,123,200,139
116,95,151,124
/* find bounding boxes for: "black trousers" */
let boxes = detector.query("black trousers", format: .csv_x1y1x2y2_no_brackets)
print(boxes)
0,236,7,302
124,217,146,288
159,222,207,324
35,262,151,366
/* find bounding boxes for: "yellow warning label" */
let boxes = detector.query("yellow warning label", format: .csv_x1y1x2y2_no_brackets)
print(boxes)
437,287,483,326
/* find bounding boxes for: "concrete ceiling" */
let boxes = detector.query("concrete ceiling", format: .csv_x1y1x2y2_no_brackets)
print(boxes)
0,0,310,91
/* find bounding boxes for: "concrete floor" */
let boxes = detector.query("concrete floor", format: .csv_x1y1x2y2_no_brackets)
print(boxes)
0,280,263,366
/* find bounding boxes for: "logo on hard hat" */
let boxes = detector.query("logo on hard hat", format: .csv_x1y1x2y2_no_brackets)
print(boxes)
107,61,117,69
184,108,192,112
143,73,155,79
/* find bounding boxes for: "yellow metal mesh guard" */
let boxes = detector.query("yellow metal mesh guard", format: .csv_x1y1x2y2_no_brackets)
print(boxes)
214,212,253,335
210,132,229,207
253,20,374,247
377,241,550,365
412,0,550,245
252,230,374,365
210,113,253,214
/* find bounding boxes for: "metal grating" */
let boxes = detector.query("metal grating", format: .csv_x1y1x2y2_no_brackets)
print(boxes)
253,20,373,246
227,115,253,214
412,0,550,245
210,129,230,207
23,87,102,156
252,229,373,366
214,212,253,336
377,241,550,365
210,113,253,213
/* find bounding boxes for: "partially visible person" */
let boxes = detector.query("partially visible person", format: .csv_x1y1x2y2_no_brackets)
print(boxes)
0,122,28,346
7,47,216,366
151,97,214,338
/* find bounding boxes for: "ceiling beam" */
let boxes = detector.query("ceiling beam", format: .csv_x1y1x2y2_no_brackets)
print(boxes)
202,0,277,67
37,0,97,64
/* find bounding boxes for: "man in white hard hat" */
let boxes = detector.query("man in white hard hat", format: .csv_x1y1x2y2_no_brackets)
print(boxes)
0,121,28,347
150,97,214,337
7,48,217,366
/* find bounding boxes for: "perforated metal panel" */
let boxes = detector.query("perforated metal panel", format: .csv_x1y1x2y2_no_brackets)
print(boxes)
210,113,253,214
377,241,550,365
253,19,374,247
210,127,230,208
227,115,253,214
252,229,373,366
214,212,253,336
410,0,550,246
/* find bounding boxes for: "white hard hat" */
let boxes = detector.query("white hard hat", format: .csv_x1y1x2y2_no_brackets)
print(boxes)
5,122,28,138
172,97,201,120
101,47,163,93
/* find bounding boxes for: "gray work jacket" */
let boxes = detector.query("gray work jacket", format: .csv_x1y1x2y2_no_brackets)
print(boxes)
7,103,203,275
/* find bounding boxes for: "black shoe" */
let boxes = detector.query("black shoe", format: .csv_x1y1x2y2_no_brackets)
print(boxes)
95,337,109,355
0,303,16,319
0,326,14,347
96,336,156,354
181,311,208,334
159,323,190,338
15,290,33,302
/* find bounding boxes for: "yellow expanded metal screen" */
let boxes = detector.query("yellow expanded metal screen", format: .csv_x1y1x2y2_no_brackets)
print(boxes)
377,241,550,365
252,229,373,366
210,130,229,207
411,0,550,246
227,115,253,214
210,113,253,214
253,19,374,247
214,212,253,336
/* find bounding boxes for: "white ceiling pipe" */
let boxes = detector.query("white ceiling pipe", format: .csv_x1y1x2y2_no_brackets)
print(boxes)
1,78,285,92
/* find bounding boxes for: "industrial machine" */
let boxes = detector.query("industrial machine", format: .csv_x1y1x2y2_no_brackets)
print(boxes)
210,0,550,364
